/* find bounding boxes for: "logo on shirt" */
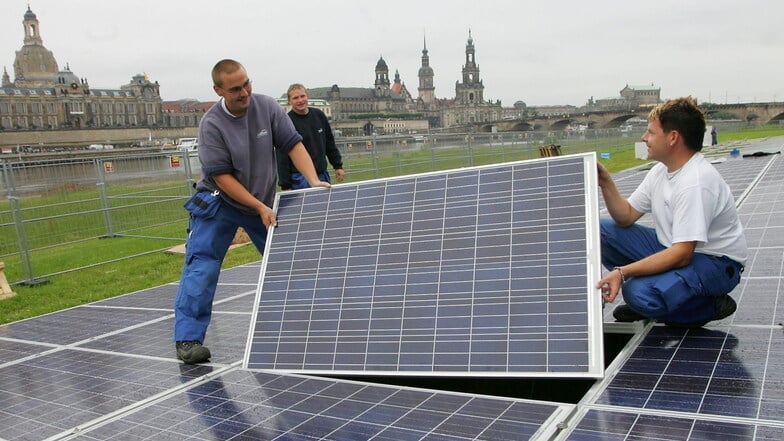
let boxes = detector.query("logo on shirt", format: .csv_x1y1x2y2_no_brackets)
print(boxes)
318,128,323,134
257,129,268,138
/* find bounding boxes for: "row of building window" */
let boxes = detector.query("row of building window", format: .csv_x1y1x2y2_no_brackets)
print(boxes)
0,114,152,129
0,89,129,98
341,103,377,112
0,101,148,115
443,111,500,126
2,115,57,129
163,115,201,126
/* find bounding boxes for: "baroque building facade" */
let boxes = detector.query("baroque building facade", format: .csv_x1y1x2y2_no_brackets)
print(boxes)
304,30,504,133
306,56,417,123
586,83,662,110
437,30,503,128
0,6,167,132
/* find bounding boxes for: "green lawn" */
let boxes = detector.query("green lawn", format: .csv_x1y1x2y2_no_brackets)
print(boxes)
2,125,783,325
0,243,261,324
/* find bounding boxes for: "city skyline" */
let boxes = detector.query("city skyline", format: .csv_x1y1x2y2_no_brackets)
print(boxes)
1,0,782,107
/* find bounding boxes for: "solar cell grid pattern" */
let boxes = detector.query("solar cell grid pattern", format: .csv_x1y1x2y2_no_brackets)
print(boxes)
68,369,571,441
246,154,603,376
563,408,783,441
592,326,784,419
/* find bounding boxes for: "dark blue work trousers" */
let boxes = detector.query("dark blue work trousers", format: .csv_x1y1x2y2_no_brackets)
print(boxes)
600,218,742,324
289,170,331,190
174,194,268,343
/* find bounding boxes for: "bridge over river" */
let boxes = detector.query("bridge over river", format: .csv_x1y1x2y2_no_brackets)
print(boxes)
473,102,784,133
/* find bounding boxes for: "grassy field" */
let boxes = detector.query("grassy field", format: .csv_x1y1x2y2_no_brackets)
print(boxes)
2,126,782,325
0,242,262,324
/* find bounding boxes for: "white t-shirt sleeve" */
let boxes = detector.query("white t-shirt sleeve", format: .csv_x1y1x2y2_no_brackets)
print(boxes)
627,165,659,214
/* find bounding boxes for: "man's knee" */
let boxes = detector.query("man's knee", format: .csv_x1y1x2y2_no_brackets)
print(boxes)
622,271,694,319
599,218,628,248
599,217,616,236
622,286,667,319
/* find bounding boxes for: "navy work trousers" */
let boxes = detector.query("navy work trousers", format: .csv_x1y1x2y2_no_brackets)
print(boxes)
173,193,268,343
289,170,331,190
600,218,742,324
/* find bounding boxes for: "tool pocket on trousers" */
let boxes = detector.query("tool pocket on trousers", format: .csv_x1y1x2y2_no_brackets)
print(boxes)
184,190,221,219
697,257,741,296
652,269,700,313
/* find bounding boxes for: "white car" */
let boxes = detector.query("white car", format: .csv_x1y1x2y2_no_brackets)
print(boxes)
177,138,198,151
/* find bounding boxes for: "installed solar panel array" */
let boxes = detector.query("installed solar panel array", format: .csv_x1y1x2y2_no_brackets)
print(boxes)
245,153,603,377
2,140,783,441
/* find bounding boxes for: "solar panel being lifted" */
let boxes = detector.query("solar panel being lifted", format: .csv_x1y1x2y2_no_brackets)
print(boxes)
245,153,604,377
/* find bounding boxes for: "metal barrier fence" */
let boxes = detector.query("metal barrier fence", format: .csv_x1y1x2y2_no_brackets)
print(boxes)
0,128,664,285
1,150,200,285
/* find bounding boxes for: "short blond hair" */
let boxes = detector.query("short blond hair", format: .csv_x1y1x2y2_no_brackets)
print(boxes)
286,83,307,100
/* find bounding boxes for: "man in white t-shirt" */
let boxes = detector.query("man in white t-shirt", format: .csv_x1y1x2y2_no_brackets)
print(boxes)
595,97,747,327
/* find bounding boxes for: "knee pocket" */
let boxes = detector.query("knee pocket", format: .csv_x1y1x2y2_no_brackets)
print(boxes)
656,270,701,313
623,271,698,317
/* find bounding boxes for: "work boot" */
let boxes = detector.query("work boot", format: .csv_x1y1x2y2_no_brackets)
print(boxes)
176,341,211,364
612,304,647,322
665,295,737,328
712,295,738,321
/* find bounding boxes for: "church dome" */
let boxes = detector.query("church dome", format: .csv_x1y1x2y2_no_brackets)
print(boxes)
14,45,59,84
375,56,388,71
418,65,434,76
13,6,59,87
24,6,37,20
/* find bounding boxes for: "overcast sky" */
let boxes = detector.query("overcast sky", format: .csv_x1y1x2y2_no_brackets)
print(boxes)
2,0,782,107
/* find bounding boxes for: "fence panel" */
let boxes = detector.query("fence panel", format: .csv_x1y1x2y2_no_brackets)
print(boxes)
1,151,198,284
1,127,658,286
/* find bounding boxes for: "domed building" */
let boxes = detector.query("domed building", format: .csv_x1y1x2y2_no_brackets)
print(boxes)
12,6,59,89
306,55,416,122
304,30,505,134
0,6,164,131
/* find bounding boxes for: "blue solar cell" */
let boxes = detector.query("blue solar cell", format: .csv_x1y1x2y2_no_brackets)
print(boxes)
594,325,783,422
565,408,780,441
246,154,604,377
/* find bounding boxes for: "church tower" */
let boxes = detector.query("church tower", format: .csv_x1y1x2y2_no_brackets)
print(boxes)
417,35,435,105
374,56,390,97
454,30,484,105
1,68,11,88
13,6,59,88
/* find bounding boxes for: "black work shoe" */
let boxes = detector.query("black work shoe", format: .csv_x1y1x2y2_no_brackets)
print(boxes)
665,295,737,328
712,295,738,321
612,304,647,322
176,341,211,364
